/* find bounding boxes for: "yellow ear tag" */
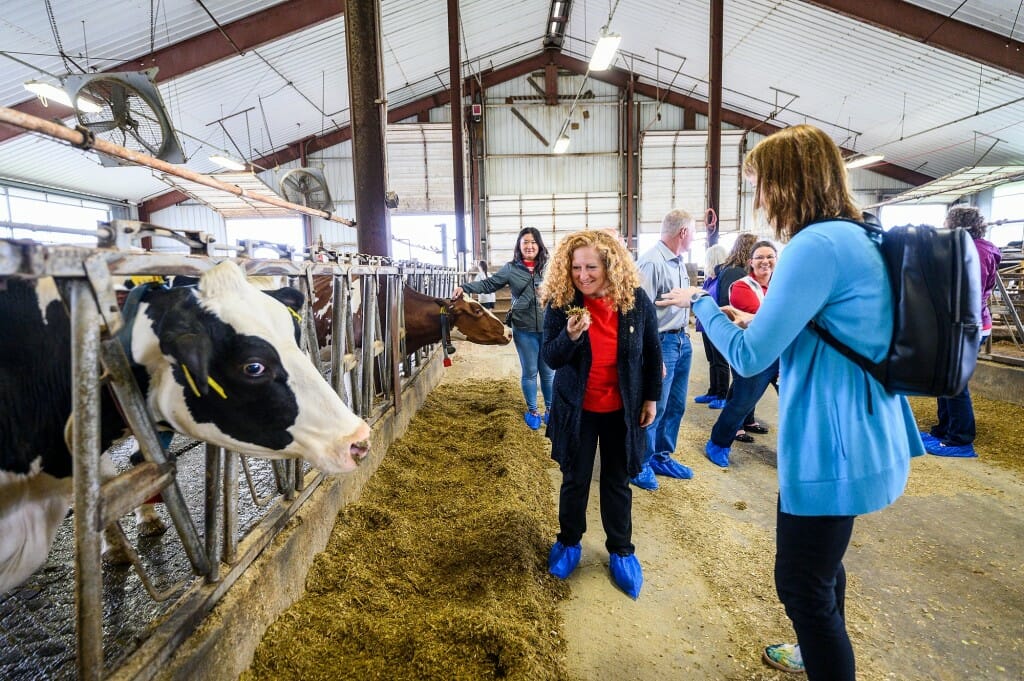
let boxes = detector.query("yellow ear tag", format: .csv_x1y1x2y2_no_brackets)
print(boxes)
181,364,202,398
207,376,228,400
287,307,302,323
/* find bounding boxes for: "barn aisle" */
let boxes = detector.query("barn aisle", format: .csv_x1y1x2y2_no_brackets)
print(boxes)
242,337,1023,681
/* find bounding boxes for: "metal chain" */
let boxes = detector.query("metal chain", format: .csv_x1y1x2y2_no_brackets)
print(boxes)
43,0,72,73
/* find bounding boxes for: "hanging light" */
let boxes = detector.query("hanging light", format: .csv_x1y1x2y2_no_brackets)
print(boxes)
23,80,103,113
845,153,885,169
589,27,622,71
552,134,571,154
209,154,247,171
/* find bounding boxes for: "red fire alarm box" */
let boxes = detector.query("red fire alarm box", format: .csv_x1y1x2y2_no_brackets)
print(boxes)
471,103,482,121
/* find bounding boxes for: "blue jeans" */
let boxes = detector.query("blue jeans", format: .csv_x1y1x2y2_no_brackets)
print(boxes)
775,502,856,681
644,332,692,464
710,360,779,447
513,329,553,412
931,336,983,446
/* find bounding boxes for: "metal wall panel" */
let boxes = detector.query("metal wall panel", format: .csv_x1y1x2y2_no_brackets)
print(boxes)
639,130,747,236
485,192,620,263
481,72,624,258
387,124,457,213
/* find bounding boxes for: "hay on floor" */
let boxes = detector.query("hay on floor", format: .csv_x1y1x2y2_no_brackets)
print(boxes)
242,378,571,681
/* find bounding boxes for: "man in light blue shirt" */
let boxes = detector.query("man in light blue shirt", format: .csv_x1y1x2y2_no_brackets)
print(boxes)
632,209,696,489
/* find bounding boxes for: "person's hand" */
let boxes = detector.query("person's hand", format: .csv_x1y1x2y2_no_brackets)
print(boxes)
639,400,657,428
452,286,465,298
566,310,591,340
720,305,755,328
656,286,703,308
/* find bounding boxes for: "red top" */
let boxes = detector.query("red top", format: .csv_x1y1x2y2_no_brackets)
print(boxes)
729,277,767,314
522,259,535,273
582,296,623,412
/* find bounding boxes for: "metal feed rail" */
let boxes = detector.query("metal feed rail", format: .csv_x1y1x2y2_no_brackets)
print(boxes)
0,226,456,681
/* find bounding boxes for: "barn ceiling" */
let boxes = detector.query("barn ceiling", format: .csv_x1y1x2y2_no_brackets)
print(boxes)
0,0,1022,206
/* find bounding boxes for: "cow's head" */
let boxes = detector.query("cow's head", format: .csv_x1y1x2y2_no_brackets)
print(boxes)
448,295,512,345
130,262,371,474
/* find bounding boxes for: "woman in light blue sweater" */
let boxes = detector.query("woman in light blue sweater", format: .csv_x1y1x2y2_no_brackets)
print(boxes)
659,124,924,681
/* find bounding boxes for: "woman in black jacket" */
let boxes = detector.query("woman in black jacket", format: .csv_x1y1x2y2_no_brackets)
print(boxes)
540,229,662,600
455,227,553,430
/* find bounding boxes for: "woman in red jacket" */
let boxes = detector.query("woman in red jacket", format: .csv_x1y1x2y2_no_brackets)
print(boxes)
540,230,662,600
704,240,780,467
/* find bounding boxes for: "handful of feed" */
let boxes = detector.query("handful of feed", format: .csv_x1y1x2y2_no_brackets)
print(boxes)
565,305,591,324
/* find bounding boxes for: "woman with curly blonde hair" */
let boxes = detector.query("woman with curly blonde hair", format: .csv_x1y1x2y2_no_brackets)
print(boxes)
540,229,663,600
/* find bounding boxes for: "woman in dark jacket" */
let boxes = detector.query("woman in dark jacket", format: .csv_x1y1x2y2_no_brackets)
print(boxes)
454,227,553,429
540,230,662,600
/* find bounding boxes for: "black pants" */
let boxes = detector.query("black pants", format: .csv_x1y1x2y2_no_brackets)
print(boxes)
701,331,730,399
775,501,856,681
557,409,633,556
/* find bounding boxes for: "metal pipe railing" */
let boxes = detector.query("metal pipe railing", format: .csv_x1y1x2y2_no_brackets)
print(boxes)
0,106,354,226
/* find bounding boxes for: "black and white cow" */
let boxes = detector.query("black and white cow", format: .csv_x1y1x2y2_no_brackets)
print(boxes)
0,261,371,593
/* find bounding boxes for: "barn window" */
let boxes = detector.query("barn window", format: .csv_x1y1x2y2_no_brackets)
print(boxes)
1,184,111,245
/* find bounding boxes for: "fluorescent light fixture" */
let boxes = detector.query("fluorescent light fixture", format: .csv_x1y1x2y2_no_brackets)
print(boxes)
589,28,622,71
552,135,571,154
209,154,247,171
845,153,885,169
23,80,103,113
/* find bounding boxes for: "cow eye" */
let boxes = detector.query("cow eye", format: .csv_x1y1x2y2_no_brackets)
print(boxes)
242,361,266,377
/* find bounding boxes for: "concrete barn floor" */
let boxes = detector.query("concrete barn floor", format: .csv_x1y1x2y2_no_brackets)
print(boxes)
443,337,1024,681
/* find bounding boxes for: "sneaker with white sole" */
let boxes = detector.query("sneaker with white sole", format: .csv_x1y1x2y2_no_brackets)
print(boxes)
763,643,804,674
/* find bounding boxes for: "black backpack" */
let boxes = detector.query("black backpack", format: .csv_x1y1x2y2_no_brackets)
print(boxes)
808,219,981,399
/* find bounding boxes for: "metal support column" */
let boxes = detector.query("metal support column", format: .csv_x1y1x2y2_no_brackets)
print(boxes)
346,0,391,256
71,279,103,681
447,0,468,271
707,0,724,245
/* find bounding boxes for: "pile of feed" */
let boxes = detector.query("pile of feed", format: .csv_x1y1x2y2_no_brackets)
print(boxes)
243,379,571,681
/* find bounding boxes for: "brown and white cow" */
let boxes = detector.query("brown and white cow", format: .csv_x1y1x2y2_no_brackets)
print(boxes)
0,262,371,593
311,276,511,355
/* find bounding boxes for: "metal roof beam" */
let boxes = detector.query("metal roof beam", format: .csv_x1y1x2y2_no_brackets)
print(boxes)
801,0,1024,79
142,47,934,214
551,52,933,186
1,0,345,144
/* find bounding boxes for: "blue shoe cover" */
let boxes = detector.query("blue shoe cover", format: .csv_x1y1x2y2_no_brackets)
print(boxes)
524,411,542,430
543,411,550,425
704,441,731,467
650,454,694,479
708,398,727,409
925,441,977,458
629,464,659,490
609,553,643,599
693,394,715,404
548,541,582,579
919,431,939,444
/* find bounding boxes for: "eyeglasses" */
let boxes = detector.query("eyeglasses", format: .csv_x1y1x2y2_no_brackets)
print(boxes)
752,255,776,261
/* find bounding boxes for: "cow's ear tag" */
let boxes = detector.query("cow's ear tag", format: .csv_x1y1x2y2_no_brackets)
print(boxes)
167,333,212,397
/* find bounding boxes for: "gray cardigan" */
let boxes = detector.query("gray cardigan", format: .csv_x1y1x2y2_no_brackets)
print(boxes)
541,288,663,478
460,261,544,332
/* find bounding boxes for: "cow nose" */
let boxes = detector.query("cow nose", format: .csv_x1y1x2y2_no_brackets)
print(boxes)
344,422,372,465
350,439,370,463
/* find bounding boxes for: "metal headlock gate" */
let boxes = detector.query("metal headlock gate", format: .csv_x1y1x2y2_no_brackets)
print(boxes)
0,221,460,681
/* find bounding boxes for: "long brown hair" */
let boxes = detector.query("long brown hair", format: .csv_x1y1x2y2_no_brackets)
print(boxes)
743,124,861,241
723,233,758,269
